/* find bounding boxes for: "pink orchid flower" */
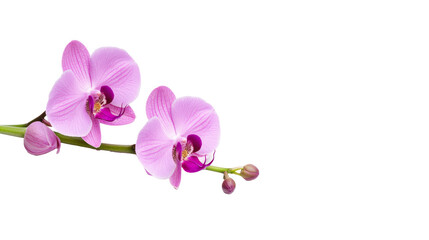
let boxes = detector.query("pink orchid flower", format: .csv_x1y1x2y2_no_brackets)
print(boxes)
136,86,220,189
46,40,140,147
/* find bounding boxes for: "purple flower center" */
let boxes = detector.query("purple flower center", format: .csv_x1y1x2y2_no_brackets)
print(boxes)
90,93,106,114
85,85,125,122
171,134,214,173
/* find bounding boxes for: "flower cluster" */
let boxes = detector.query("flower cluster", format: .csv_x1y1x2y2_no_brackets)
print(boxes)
16,40,259,194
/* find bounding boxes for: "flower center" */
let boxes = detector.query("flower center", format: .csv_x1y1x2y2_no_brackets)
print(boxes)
87,92,107,115
171,134,202,163
93,102,102,113
181,149,189,159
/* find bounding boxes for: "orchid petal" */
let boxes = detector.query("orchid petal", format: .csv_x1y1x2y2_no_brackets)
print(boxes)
182,156,206,173
82,118,101,148
62,40,91,90
187,134,202,153
136,117,176,179
46,71,92,136
171,97,220,154
100,85,114,104
89,47,140,105
98,105,135,126
146,86,176,137
169,162,182,189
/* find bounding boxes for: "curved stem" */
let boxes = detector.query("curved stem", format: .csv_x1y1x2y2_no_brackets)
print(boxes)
0,125,135,154
55,132,135,154
0,125,26,137
0,125,230,172
205,165,241,175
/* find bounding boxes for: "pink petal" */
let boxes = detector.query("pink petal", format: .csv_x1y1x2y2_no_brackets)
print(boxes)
24,122,61,156
171,97,220,154
98,105,135,126
89,47,140,106
169,162,182,189
136,117,176,179
146,86,176,137
62,40,91,90
82,118,101,148
46,71,92,136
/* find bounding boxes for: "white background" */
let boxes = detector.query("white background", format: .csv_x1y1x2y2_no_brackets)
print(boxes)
0,0,428,239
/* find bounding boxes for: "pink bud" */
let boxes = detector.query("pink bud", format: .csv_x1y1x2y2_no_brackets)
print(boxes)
24,122,61,156
240,164,259,181
222,172,236,194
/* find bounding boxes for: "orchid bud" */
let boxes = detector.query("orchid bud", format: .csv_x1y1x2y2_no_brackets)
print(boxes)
240,164,259,181
24,122,61,156
222,172,236,194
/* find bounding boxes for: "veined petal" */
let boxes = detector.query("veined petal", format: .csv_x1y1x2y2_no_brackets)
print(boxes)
169,162,182,189
136,117,176,179
46,71,92,136
98,105,135,126
171,97,220,154
146,86,176,137
62,40,91,90
82,118,101,148
89,47,140,105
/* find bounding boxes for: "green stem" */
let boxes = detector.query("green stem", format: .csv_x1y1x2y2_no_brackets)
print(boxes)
55,132,135,154
0,125,230,172
0,125,26,138
205,165,241,175
0,125,135,154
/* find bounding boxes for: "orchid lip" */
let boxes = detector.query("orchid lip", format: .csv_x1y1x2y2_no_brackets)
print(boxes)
172,134,215,173
172,134,202,162
86,86,114,115
85,86,126,122
94,106,126,122
182,151,216,173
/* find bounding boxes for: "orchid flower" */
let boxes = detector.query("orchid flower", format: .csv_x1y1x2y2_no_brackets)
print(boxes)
46,40,140,147
136,86,220,189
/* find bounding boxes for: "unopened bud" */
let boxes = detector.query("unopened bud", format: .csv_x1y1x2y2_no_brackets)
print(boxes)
222,172,236,194
240,164,259,181
24,122,61,156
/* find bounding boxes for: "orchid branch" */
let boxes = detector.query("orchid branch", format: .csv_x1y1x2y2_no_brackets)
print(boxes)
0,124,253,176
0,40,260,194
